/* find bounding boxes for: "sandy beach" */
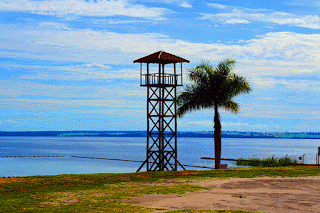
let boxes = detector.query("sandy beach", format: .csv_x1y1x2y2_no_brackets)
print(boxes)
125,176,320,213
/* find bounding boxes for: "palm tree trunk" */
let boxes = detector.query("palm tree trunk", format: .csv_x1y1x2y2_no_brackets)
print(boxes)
214,104,221,169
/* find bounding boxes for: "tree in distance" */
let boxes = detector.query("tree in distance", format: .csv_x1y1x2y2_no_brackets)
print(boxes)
176,59,252,169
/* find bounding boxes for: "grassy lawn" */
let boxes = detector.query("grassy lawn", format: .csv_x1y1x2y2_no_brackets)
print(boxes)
1,166,320,212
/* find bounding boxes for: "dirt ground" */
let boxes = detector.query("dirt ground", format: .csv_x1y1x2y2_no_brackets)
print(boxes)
124,176,320,213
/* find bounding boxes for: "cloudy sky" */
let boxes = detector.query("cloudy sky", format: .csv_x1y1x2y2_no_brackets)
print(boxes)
1,0,320,132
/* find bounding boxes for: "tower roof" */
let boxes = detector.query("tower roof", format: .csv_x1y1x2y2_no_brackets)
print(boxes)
133,51,189,64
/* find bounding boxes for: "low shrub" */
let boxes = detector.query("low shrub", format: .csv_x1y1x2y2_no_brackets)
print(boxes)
236,157,298,167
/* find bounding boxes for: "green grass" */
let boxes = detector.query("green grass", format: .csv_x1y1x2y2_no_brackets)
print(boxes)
1,166,319,212
236,157,298,167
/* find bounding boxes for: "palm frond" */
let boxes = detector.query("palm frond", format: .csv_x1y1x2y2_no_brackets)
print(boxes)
196,60,213,72
216,58,236,76
228,74,252,96
188,67,209,86
176,58,251,117
176,84,214,117
220,100,240,114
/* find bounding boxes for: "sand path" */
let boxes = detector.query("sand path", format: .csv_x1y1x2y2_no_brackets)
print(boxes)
125,176,320,213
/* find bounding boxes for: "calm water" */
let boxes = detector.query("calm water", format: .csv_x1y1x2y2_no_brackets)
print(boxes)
1,137,319,177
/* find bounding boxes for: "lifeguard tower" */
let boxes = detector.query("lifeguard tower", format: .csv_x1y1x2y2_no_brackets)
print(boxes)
134,51,189,171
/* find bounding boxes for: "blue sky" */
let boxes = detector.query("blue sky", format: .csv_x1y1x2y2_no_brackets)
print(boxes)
1,0,320,132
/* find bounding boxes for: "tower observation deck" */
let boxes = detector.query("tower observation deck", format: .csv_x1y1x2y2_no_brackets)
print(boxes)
134,51,189,171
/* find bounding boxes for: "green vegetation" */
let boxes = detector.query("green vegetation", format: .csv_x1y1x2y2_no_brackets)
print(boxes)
2,131,320,139
236,157,298,167
176,59,251,169
221,131,320,139
1,166,319,212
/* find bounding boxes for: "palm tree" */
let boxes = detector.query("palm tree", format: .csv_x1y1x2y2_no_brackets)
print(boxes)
176,59,252,169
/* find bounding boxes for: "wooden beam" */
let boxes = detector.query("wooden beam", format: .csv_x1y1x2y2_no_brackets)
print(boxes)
201,157,242,162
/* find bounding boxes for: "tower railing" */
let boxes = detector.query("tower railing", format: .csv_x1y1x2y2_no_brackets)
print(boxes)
140,73,182,86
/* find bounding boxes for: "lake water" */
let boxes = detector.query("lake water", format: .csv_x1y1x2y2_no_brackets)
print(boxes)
1,137,319,177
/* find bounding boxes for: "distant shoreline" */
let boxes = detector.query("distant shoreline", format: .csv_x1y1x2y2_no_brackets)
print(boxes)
1,131,320,139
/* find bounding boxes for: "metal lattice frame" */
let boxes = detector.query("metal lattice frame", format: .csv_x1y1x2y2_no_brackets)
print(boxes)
137,65,185,171
146,85,177,171
134,51,189,172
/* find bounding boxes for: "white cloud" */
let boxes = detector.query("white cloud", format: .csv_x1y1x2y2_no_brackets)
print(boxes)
241,103,320,120
97,19,153,25
207,3,228,9
2,63,140,81
0,79,144,100
285,0,320,8
0,98,144,112
0,0,166,19
221,121,249,128
201,9,260,25
186,120,212,126
5,119,21,124
245,32,320,62
247,76,320,91
279,79,320,91
2,21,320,84
225,18,250,24
204,4,320,29
250,77,277,88
269,14,320,29
38,22,70,30
180,2,192,8
83,63,110,69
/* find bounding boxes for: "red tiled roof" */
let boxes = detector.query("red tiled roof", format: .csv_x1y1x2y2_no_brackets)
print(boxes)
133,51,189,64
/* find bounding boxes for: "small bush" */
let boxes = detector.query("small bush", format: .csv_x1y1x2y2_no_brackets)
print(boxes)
236,157,298,167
